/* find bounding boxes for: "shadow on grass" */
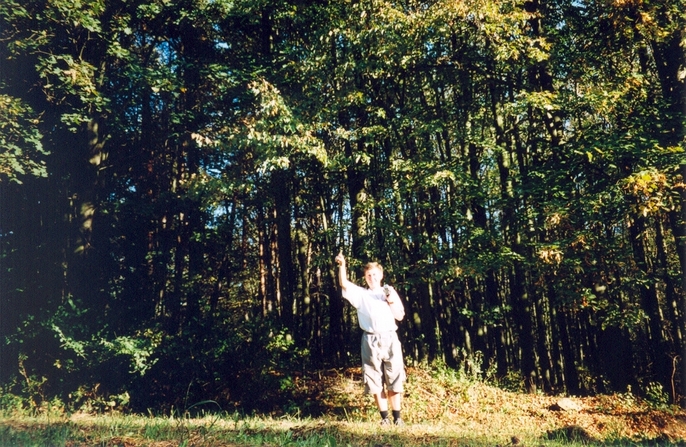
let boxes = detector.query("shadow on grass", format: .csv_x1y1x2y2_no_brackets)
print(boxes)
0,421,77,447
544,425,686,447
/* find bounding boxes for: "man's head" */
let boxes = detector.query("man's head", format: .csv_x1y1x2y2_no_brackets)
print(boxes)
363,262,384,289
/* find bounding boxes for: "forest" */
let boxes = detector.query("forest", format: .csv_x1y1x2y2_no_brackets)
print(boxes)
1,0,685,414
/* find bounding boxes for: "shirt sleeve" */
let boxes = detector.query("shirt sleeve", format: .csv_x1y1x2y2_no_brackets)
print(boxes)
387,286,405,321
341,283,365,308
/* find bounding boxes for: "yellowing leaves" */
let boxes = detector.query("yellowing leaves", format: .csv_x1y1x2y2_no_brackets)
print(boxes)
545,212,564,229
612,0,641,7
539,246,563,265
621,168,671,216
191,132,216,148
429,170,457,186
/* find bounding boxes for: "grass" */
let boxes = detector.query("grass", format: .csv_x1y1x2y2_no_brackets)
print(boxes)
0,413,587,447
2,365,686,446
1,411,683,447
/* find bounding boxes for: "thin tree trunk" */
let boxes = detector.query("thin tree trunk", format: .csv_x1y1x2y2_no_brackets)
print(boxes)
629,214,671,388
273,169,295,329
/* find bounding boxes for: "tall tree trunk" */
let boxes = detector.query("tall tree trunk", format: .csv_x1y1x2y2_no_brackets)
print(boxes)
556,308,581,394
259,207,277,317
323,191,345,364
273,169,295,329
629,214,671,388
512,261,537,393
345,140,369,259
210,197,237,315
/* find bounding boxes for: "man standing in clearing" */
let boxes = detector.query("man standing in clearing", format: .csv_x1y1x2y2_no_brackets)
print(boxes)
335,252,407,426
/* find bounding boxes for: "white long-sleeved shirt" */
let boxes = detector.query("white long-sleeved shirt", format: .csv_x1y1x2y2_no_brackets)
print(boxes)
342,284,405,333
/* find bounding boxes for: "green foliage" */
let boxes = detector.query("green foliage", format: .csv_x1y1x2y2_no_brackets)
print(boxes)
0,95,48,183
100,332,162,376
265,328,311,371
69,386,130,414
643,382,670,410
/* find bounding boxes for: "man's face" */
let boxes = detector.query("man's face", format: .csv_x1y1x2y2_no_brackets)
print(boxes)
364,266,383,289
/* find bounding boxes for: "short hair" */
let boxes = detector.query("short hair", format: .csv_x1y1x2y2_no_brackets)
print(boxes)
363,262,383,273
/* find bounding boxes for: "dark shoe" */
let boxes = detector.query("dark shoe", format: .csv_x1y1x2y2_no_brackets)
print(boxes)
394,418,405,426
380,418,391,426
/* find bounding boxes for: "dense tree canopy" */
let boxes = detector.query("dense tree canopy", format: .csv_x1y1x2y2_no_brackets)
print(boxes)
1,0,685,412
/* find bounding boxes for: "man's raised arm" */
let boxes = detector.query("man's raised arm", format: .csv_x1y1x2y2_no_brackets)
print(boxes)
335,252,352,291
